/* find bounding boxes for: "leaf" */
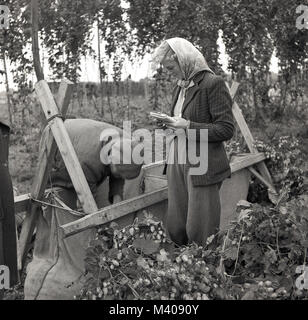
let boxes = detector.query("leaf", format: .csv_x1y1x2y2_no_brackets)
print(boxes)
268,189,279,205
238,209,253,222
224,246,238,260
124,267,138,277
237,200,252,208
98,270,110,280
89,239,102,247
241,290,255,300
107,248,119,259
213,287,226,299
279,206,288,215
122,248,138,260
157,249,169,263
119,277,129,286
85,246,97,256
277,260,287,272
265,249,277,264
269,188,289,207
84,255,98,266
132,238,160,255
202,249,213,258
206,235,215,245
109,222,119,229
136,257,149,270
279,276,294,291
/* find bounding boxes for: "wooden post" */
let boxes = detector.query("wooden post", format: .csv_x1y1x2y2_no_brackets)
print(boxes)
97,18,104,116
228,82,276,193
19,79,74,265
31,0,44,81
35,80,98,214
1,50,12,124
0,123,19,287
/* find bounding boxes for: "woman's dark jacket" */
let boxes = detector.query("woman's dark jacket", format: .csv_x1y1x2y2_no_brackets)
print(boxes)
164,70,235,186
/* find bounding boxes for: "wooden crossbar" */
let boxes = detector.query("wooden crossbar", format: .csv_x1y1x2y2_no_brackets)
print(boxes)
60,152,267,238
60,188,168,238
14,153,266,215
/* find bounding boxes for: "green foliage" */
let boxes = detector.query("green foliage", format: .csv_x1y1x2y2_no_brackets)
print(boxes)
1,0,33,90
217,194,308,300
2,0,129,85
76,213,225,300
38,0,129,82
148,66,173,111
126,0,165,54
2,0,306,110
77,192,308,300
126,0,223,71
221,0,274,76
269,0,307,83
248,136,305,203
75,132,308,301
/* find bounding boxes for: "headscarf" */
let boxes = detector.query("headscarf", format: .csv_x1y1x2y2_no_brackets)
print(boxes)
150,37,214,81
150,37,214,117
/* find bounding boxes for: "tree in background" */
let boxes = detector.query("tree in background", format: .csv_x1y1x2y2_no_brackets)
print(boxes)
127,0,307,122
3,0,129,85
268,0,308,114
220,0,274,124
1,0,307,123
126,0,223,72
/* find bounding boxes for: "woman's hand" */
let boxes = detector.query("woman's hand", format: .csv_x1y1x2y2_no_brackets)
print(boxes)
154,119,168,129
164,116,189,129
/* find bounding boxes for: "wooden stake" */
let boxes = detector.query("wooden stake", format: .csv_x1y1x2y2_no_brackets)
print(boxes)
35,80,98,214
31,0,44,81
19,79,74,265
248,167,276,192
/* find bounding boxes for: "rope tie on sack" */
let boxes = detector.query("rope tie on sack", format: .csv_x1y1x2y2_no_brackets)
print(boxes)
30,195,86,217
46,113,65,123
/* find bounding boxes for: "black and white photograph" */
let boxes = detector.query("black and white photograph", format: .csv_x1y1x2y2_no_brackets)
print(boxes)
0,0,307,306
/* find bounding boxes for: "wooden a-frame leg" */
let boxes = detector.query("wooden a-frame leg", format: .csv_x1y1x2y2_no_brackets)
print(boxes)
228,82,277,194
19,79,74,267
34,80,99,233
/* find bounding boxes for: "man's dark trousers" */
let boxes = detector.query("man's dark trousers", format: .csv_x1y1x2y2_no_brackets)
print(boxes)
0,123,18,291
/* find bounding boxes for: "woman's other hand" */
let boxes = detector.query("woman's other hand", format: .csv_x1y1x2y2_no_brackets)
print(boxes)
154,119,167,129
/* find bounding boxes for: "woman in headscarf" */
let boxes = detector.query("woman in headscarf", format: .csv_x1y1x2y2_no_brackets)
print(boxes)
151,37,234,246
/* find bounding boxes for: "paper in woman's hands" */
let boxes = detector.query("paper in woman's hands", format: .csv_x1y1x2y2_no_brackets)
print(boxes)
149,112,176,123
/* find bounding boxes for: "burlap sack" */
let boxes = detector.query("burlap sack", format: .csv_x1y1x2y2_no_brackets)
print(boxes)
24,118,143,299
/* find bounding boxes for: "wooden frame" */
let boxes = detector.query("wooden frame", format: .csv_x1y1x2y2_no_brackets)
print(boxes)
18,79,98,265
16,79,276,265
59,152,267,238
